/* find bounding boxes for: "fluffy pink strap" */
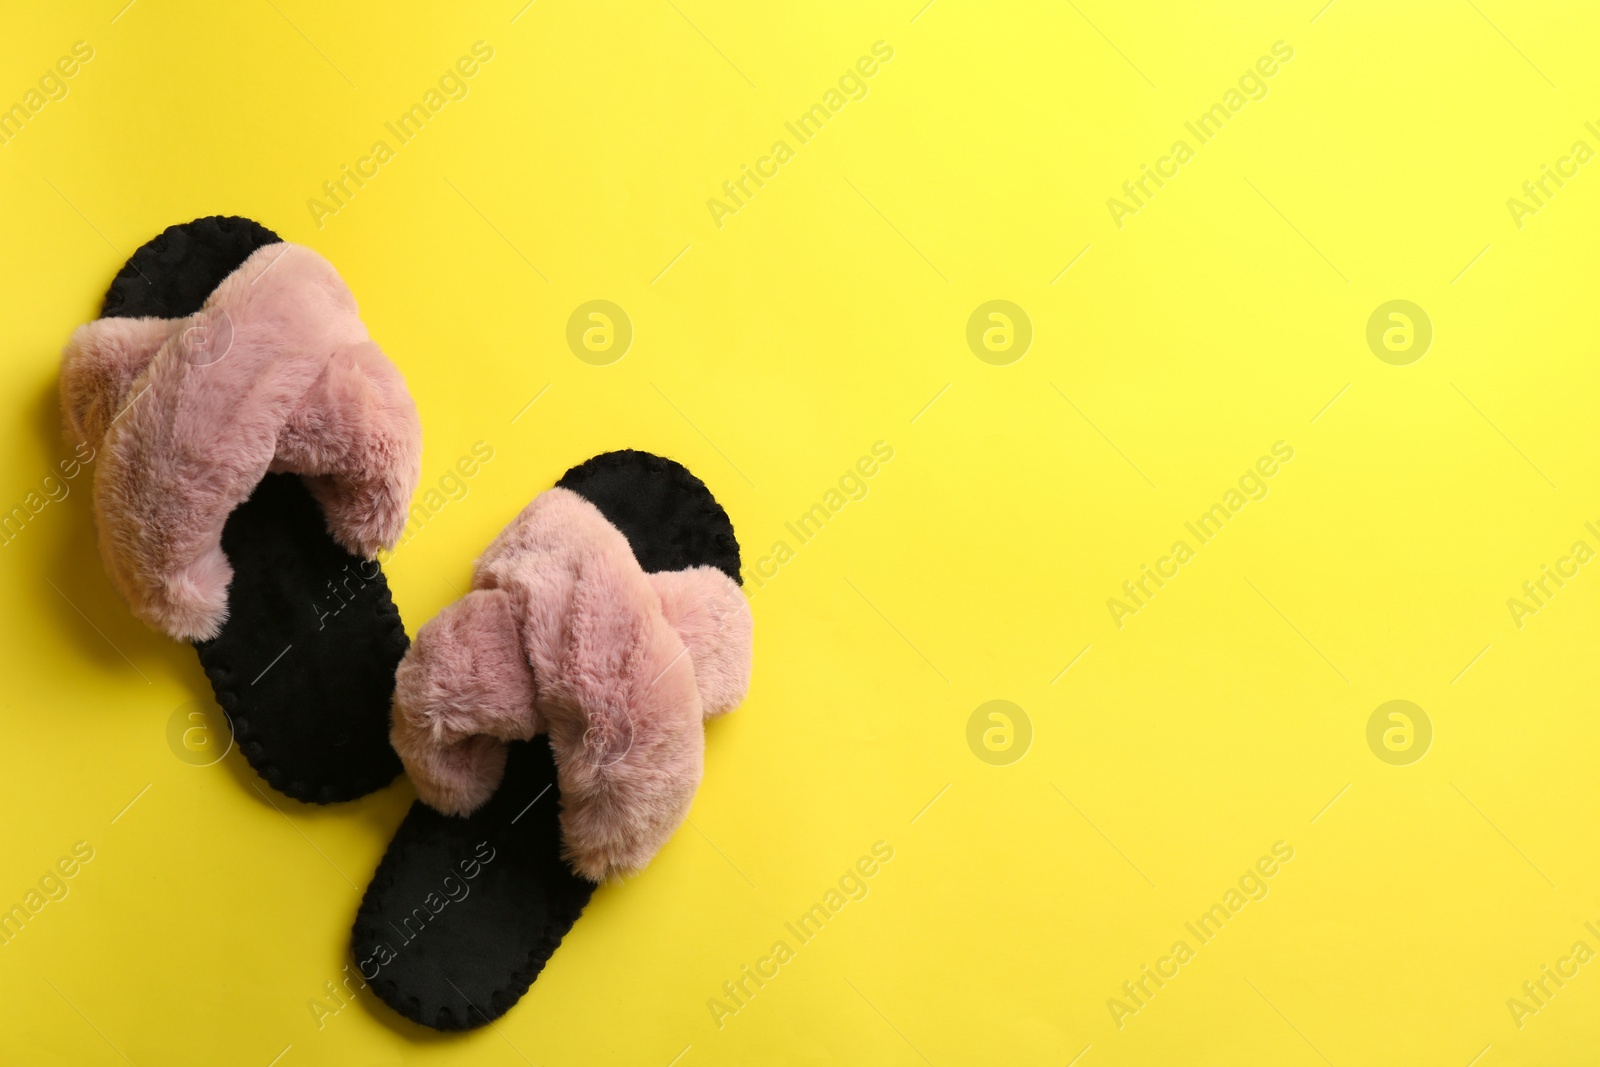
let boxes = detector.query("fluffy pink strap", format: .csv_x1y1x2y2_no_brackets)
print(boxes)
59,243,421,640
390,488,753,883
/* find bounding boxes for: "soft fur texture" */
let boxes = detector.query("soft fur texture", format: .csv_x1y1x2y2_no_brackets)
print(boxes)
389,589,539,815
60,242,422,641
390,487,753,883
648,567,754,718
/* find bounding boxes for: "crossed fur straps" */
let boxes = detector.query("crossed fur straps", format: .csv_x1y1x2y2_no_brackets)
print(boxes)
60,243,421,641
389,488,753,883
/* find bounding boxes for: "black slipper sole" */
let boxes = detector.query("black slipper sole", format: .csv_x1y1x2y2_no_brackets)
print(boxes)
556,449,741,583
104,216,405,803
353,738,591,1030
352,450,742,1030
195,472,405,803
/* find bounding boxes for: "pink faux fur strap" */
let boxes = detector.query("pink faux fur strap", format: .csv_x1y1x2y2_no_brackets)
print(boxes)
60,243,421,641
390,488,754,883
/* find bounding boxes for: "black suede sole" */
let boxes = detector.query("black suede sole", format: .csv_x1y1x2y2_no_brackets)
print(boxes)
103,216,406,803
353,450,741,1030
101,214,282,321
558,448,742,585
194,472,405,803
352,739,591,1030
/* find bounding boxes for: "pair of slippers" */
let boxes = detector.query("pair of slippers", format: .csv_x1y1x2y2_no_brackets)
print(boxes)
58,217,754,1030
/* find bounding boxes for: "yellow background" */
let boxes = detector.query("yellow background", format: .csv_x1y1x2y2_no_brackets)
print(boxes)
2,0,1598,1063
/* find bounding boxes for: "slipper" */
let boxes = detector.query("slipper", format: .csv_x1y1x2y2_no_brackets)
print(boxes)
59,216,421,803
351,450,751,1030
